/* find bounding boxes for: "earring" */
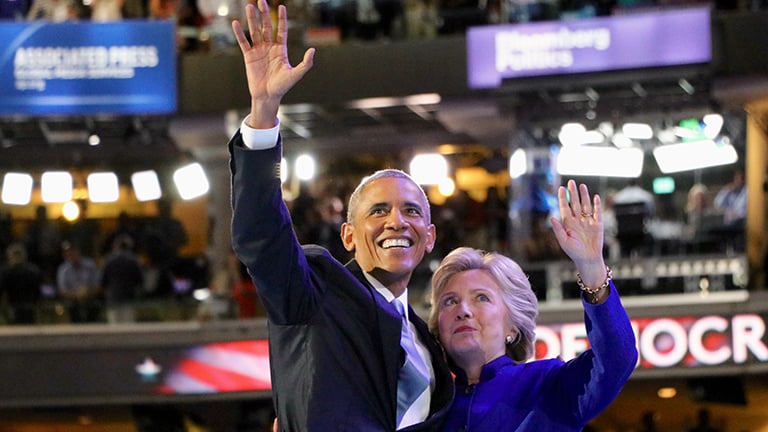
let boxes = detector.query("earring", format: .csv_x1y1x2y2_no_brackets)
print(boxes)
505,335,514,345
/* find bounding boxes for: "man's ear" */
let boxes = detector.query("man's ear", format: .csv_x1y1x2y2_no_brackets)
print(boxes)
425,224,436,253
340,222,356,252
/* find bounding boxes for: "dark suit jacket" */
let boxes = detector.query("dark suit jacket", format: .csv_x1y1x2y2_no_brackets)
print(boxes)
229,132,454,431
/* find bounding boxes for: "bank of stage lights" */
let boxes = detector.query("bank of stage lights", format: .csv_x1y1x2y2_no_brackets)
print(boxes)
1,162,209,206
511,114,737,179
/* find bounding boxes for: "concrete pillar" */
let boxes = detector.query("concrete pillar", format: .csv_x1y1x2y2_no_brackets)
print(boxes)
745,98,768,290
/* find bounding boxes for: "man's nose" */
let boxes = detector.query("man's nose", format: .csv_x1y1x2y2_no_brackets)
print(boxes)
385,209,407,229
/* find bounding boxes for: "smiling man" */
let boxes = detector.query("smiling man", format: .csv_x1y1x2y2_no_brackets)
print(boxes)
227,1,453,431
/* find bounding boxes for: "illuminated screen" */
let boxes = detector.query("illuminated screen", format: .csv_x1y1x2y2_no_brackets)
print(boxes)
0,339,270,407
467,7,711,88
0,21,177,115
653,177,675,194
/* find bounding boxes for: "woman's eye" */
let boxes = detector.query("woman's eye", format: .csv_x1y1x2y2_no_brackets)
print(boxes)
477,294,490,302
442,297,457,306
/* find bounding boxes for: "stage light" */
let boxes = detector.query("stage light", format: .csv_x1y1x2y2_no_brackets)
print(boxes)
509,148,526,179
1,173,33,205
280,157,288,184
653,139,738,173
41,171,73,203
295,154,316,181
173,162,209,200
410,153,448,185
556,146,643,178
437,177,455,197
557,122,586,146
703,113,724,139
131,170,162,202
621,122,653,140
62,200,80,221
87,172,119,203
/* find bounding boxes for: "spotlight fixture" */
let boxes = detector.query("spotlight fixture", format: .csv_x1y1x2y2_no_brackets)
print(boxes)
41,171,73,203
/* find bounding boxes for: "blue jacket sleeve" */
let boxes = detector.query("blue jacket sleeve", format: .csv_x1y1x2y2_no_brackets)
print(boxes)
229,131,318,325
553,281,638,423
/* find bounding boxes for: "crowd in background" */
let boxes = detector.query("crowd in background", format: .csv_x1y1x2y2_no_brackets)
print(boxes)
0,200,202,325
0,167,751,325
1,0,766,52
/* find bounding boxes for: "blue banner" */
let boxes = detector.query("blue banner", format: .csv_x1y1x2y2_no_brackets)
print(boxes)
0,20,177,115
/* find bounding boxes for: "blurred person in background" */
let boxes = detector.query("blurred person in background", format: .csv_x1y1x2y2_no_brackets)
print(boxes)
24,205,62,285
713,167,747,228
26,0,78,20
0,242,43,324
101,235,144,324
57,241,103,323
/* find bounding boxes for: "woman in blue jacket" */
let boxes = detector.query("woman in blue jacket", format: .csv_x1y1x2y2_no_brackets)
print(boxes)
429,180,638,432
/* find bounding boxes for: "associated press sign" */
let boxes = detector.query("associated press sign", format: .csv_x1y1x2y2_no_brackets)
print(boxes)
0,21,177,115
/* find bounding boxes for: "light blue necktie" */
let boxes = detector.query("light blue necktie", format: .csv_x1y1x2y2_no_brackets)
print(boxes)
392,299,430,428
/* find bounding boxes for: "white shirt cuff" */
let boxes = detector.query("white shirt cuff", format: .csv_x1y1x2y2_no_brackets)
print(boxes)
240,115,280,150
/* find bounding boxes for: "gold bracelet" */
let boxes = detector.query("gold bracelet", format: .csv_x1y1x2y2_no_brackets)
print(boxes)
576,266,612,295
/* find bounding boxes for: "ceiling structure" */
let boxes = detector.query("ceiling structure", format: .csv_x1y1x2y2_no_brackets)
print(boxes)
0,71,737,182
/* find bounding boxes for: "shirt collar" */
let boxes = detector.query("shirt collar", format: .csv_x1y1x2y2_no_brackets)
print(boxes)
363,272,410,320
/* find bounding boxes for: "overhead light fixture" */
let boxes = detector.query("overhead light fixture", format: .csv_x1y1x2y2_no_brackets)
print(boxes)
87,172,119,203
410,153,448,185
611,132,633,148
657,387,677,399
678,78,695,95
41,171,73,203
653,139,738,173
280,157,288,184
173,162,209,200
131,170,162,202
509,149,527,179
621,122,654,140
295,154,316,181
558,122,586,146
656,127,677,144
703,113,724,139
1,172,34,205
437,177,456,197
88,133,101,146
347,93,441,110
556,146,644,178
583,130,605,144
62,200,80,222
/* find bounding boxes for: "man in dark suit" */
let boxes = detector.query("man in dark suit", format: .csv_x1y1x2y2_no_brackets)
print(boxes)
228,2,454,431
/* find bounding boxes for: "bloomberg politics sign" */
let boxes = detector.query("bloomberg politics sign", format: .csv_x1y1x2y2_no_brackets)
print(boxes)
0,21,176,115
467,7,711,89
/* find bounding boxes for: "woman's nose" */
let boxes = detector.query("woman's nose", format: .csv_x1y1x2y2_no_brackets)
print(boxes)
456,303,472,319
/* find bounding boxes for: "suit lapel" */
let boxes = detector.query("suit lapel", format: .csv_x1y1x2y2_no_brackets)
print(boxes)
346,260,404,413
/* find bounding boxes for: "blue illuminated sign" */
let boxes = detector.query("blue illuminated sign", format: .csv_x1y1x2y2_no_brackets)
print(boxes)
0,21,177,115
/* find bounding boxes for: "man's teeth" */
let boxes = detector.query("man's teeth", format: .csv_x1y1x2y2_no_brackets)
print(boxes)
382,239,410,249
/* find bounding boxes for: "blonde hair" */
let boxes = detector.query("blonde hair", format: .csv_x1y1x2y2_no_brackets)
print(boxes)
428,247,539,363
